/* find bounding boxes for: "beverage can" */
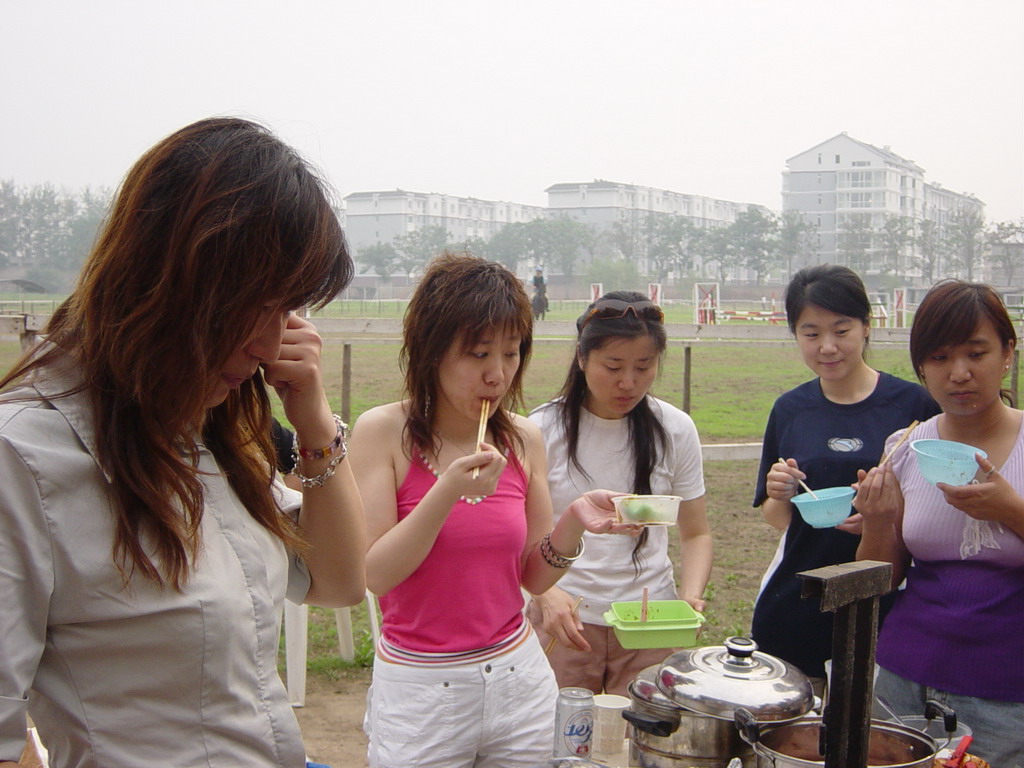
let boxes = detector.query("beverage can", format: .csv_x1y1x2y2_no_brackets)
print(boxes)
553,686,594,757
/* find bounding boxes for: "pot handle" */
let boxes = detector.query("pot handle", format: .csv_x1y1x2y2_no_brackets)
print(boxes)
622,709,678,738
734,707,761,746
924,699,958,734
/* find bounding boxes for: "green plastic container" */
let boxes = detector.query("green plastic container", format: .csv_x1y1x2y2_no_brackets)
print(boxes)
603,600,705,649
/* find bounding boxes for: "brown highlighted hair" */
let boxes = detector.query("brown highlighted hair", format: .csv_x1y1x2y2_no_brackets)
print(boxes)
910,279,1017,405
401,253,532,456
1,117,352,588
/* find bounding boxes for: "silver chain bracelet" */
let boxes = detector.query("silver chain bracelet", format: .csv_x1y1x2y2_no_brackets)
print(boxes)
292,415,349,488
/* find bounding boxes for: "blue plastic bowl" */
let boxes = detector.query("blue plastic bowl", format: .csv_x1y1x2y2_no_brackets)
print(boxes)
911,439,986,486
791,486,856,528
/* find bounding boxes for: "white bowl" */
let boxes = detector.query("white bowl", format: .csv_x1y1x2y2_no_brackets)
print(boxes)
612,495,681,525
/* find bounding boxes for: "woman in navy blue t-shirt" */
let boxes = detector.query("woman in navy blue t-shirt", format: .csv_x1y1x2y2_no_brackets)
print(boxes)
751,265,938,687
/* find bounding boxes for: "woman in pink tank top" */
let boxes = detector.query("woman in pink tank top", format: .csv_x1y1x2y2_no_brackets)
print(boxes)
348,253,640,768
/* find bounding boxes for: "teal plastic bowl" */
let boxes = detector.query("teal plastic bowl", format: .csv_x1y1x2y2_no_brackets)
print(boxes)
791,486,855,528
911,439,986,486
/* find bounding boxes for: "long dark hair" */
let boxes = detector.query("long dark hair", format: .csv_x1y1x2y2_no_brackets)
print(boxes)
911,280,1018,406
401,252,533,456
553,290,668,570
0,117,352,589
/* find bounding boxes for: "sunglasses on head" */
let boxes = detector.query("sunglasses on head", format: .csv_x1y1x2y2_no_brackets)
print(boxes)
579,299,665,330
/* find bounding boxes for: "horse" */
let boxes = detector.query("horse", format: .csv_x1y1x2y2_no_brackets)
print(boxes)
531,291,547,321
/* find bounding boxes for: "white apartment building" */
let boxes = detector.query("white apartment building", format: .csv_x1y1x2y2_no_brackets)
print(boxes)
546,179,756,229
782,133,984,274
342,189,546,251
546,179,768,276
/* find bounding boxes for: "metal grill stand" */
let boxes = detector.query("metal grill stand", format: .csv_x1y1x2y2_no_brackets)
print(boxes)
798,560,893,768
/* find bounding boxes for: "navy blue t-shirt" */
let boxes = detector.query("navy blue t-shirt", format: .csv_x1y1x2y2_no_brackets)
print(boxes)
751,372,939,678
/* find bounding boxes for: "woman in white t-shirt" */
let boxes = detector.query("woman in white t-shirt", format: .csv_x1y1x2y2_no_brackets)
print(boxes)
527,291,713,696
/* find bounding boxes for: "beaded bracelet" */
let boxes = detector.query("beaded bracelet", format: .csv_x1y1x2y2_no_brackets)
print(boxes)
539,532,585,569
292,414,349,488
294,414,348,460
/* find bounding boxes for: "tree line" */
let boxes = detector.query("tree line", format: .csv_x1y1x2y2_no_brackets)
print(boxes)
0,181,113,291
357,209,1023,288
3,180,1020,293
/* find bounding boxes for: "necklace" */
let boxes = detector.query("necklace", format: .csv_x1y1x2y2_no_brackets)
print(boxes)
418,451,487,505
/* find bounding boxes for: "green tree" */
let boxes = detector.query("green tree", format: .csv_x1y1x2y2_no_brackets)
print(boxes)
583,257,641,289
727,208,779,284
778,210,816,279
357,242,401,281
691,225,734,284
837,213,874,273
878,214,914,285
523,217,592,278
986,219,1024,287
393,224,449,278
646,213,696,283
944,208,986,281
605,215,644,266
914,218,943,284
485,222,528,271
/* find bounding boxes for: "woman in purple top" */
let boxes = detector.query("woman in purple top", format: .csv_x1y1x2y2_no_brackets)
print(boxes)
855,280,1024,766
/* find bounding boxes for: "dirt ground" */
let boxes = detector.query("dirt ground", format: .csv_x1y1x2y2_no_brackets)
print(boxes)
294,669,372,767
292,459,773,768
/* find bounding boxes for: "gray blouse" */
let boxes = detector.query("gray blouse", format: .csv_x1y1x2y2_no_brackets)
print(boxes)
0,353,311,767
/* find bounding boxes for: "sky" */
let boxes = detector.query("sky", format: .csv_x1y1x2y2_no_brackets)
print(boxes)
2,0,1022,222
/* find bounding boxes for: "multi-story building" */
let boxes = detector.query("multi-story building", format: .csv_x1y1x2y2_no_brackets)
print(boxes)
342,189,546,251
782,133,984,275
546,179,756,229
545,179,768,276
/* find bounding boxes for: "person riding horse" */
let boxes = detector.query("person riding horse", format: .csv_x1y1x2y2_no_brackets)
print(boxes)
532,267,548,320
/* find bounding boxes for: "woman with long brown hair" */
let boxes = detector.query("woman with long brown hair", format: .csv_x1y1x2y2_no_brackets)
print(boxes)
349,253,634,767
0,117,366,768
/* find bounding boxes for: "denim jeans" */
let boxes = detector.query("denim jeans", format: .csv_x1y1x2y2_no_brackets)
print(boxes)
875,666,1024,768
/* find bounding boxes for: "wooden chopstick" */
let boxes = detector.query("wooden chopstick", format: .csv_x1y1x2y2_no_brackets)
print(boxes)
640,587,649,623
780,457,818,499
471,399,489,479
545,595,584,654
878,420,919,468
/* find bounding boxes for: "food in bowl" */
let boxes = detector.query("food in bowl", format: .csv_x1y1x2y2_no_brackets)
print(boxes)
612,494,681,525
911,439,987,486
791,486,855,528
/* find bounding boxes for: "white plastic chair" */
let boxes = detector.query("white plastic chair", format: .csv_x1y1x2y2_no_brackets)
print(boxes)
284,591,380,707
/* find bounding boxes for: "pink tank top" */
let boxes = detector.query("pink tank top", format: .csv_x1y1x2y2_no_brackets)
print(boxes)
379,451,529,654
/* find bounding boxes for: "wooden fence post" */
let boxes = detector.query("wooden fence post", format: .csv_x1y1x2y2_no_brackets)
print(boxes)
682,344,692,414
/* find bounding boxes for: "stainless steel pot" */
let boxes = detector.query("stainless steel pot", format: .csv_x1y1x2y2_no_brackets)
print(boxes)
735,711,938,768
625,637,815,768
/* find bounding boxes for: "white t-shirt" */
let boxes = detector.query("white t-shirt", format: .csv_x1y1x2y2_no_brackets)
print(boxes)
529,397,705,625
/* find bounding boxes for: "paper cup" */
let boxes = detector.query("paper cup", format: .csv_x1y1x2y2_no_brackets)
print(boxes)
592,693,630,755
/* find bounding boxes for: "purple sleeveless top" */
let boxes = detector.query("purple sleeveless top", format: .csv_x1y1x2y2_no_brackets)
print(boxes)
878,416,1024,701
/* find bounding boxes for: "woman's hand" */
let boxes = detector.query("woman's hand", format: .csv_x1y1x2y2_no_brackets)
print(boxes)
566,490,644,535
436,442,506,502
533,586,590,652
852,463,903,529
766,458,804,502
938,454,1024,537
261,313,333,440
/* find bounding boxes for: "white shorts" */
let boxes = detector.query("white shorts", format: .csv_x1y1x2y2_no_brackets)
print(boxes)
365,631,558,768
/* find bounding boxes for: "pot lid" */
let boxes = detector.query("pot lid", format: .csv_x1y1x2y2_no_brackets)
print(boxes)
629,663,678,709
656,636,813,721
